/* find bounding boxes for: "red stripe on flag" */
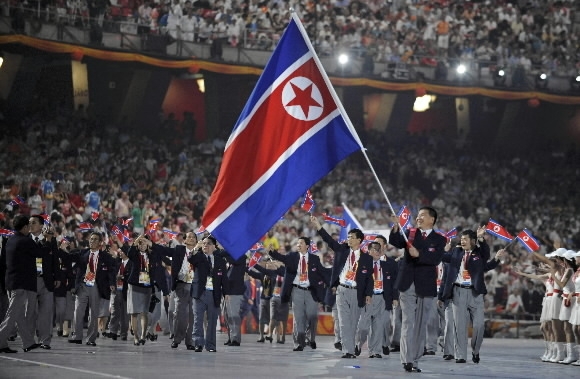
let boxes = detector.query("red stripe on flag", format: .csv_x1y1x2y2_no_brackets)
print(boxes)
203,58,339,226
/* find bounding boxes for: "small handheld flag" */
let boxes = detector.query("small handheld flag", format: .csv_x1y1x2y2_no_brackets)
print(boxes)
0,228,15,237
78,222,93,231
301,190,316,213
91,211,100,221
248,251,263,269
445,228,458,239
485,219,513,242
397,205,411,229
322,213,346,227
516,229,540,253
8,196,25,207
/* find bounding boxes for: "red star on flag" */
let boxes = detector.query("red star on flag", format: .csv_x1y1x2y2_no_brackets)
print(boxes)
285,82,322,118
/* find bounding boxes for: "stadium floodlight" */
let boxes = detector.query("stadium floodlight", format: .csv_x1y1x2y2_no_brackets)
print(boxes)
338,53,349,66
456,64,467,75
535,72,548,89
570,74,580,92
494,67,506,87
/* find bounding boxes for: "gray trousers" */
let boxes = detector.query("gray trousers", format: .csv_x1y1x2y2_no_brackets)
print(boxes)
399,284,434,366
425,296,440,352
108,291,129,338
54,291,74,332
332,302,341,344
356,294,389,355
167,291,176,335
336,285,362,355
452,286,485,360
147,287,161,334
30,277,54,345
225,294,243,343
173,283,193,345
0,290,8,324
443,300,455,355
72,284,100,343
291,287,318,348
193,290,219,350
0,289,36,349
390,304,402,347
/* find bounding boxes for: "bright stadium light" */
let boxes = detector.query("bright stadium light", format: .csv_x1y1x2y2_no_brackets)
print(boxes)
456,64,466,75
338,53,349,66
535,72,548,89
413,94,437,112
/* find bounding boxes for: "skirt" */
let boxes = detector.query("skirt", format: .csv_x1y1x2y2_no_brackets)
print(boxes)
568,298,580,325
127,284,152,314
550,295,562,320
98,297,110,318
540,297,549,322
270,296,289,322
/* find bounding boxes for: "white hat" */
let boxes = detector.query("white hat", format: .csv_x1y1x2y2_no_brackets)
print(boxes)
546,248,566,258
563,250,577,260
572,250,580,258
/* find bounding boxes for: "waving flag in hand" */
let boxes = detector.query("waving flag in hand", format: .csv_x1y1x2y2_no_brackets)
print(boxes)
78,222,93,231
250,242,264,252
40,214,51,224
323,213,346,227
248,251,263,269
445,228,458,240
147,219,161,235
120,217,133,227
301,190,316,213
339,203,363,242
397,205,412,229
0,228,15,237
9,196,25,207
485,219,513,242
201,14,364,259
163,229,179,240
516,229,540,253
91,211,100,221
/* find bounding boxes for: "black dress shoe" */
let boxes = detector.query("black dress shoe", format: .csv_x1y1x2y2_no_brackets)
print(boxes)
369,354,382,358
207,348,216,352
194,346,203,352
230,341,240,346
310,341,316,349
382,346,390,355
169,334,174,339
472,353,480,364
224,340,231,346
403,363,413,372
265,336,273,343
68,340,82,344
0,347,18,353
293,346,304,351
40,344,51,350
121,337,127,341
134,341,140,346
57,330,63,337
86,341,96,347
412,367,422,373
334,342,342,350
456,358,466,363
424,350,435,356
257,338,265,343
7,336,17,342
443,355,455,360
341,353,356,359
186,345,195,350
354,345,361,356
23,343,41,352
277,340,285,344
110,334,117,341
391,345,400,352
171,342,179,348
140,339,146,345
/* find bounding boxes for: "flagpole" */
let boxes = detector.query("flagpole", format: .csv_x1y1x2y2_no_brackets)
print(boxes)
290,12,408,243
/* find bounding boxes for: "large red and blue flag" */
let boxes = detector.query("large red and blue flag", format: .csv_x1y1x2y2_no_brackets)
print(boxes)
485,219,513,242
202,14,364,259
516,229,540,253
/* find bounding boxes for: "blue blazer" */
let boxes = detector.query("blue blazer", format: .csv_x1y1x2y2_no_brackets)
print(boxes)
389,228,445,297
72,249,115,300
439,240,499,301
317,228,374,307
377,258,399,311
190,250,229,307
270,250,330,304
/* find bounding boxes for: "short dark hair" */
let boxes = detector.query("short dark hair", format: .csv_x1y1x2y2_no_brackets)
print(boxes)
461,229,477,241
30,214,44,225
419,206,438,224
205,236,217,246
348,228,364,241
368,241,381,252
375,235,387,245
299,236,310,246
13,215,30,231
89,232,103,241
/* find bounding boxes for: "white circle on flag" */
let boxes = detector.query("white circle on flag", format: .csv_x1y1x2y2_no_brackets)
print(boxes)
493,226,500,232
282,76,324,121
523,236,529,241
402,214,408,220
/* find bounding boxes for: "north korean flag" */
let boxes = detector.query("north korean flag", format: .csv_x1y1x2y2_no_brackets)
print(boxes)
516,229,540,253
202,14,364,259
485,218,513,242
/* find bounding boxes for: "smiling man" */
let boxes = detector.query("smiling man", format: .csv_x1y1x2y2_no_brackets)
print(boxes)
389,206,446,372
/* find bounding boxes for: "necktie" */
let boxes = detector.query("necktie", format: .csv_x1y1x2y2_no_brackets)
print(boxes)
140,254,146,271
422,231,427,239
374,262,379,279
207,255,212,271
350,251,355,267
35,237,40,245
301,255,306,274
120,262,125,276
463,251,470,267
89,253,95,272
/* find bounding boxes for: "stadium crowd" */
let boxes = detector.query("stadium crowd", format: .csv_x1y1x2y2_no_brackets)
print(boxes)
6,0,580,76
